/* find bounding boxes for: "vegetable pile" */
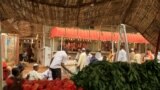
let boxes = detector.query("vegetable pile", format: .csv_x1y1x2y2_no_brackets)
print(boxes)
72,60,160,90
22,78,83,90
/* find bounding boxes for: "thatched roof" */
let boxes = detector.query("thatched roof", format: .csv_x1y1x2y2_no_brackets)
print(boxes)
0,0,160,46
1,21,19,34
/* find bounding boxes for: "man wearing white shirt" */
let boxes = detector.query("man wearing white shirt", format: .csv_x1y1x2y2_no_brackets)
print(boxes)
75,49,81,61
27,63,42,80
117,46,127,62
95,50,103,61
77,48,87,71
42,69,52,80
50,48,72,79
86,49,92,65
134,49,142,64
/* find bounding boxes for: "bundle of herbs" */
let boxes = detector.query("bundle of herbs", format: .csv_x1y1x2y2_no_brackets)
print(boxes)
71,60,160,90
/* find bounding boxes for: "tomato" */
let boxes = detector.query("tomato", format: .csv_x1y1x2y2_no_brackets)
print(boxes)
22,79,83,90
22,84,32,90
78,87,84,90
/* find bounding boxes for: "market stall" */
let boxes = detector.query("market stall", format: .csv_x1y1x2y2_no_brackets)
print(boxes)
50,27,149,53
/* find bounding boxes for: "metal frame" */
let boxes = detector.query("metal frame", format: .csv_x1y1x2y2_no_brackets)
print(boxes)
116,24,130,62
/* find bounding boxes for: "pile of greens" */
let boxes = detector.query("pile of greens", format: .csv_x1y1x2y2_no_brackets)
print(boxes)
71,60,160,90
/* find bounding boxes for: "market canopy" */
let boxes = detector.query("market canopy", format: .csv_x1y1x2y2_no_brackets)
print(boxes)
50,27,148,44
0,0,160,46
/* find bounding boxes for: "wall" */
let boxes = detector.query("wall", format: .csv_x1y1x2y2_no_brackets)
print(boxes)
0,33,19,63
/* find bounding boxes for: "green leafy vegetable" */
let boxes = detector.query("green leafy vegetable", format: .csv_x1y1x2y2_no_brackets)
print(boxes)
71,60,160,90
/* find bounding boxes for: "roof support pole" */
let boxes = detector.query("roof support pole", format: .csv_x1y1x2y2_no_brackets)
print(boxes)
0,19,3,90
155,30,160,60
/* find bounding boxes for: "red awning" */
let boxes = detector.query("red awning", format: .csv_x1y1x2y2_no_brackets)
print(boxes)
50,27,149,43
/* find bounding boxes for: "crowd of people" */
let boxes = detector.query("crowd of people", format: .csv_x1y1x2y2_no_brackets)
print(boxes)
3,61,25,90
2,47,71,90
75,45,156,71
2,45,157,90
3,62,53,90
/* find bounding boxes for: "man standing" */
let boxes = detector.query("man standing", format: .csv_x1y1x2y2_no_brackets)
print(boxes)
50,48,72,80
117,45,127,62
134,49,142,64
95,50,103,61
143,48,154,62
85,49,92,65
130,48,135,62
77,48,87,71
75,49,81,61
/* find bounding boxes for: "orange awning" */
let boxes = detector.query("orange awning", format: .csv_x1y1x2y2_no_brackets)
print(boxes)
50,27,149,43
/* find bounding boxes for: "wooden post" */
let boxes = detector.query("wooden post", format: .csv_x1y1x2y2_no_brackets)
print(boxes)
16,34,19,64
60,36,63,51
0,20,2,90
145,43,147,53
42,25,45,65
111,26,114,53
155,30,160,60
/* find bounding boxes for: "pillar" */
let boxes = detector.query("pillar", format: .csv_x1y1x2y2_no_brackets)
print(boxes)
155,30,160,60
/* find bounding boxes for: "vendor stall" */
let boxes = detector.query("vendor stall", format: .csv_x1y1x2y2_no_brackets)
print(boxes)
50,27,149,53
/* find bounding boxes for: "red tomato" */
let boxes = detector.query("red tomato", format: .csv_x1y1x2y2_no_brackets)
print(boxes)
6,78,14,86
22,79,82,90
22,84,32,90
78,87,84,90
31,83,39,90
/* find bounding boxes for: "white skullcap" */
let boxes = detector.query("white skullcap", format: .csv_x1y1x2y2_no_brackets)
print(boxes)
131,48,134,51
82,48,86,51
33,63,39,67
95,52,103,61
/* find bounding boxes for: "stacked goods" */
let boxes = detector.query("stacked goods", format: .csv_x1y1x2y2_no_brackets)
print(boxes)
22,78,83,90
72,60,160,90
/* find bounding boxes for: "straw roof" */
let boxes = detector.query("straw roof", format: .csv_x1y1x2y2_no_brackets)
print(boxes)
0,0,160,46
1,21,19,34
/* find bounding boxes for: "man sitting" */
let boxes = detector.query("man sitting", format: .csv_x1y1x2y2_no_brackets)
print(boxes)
4,67,23,90
26,63,42,80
